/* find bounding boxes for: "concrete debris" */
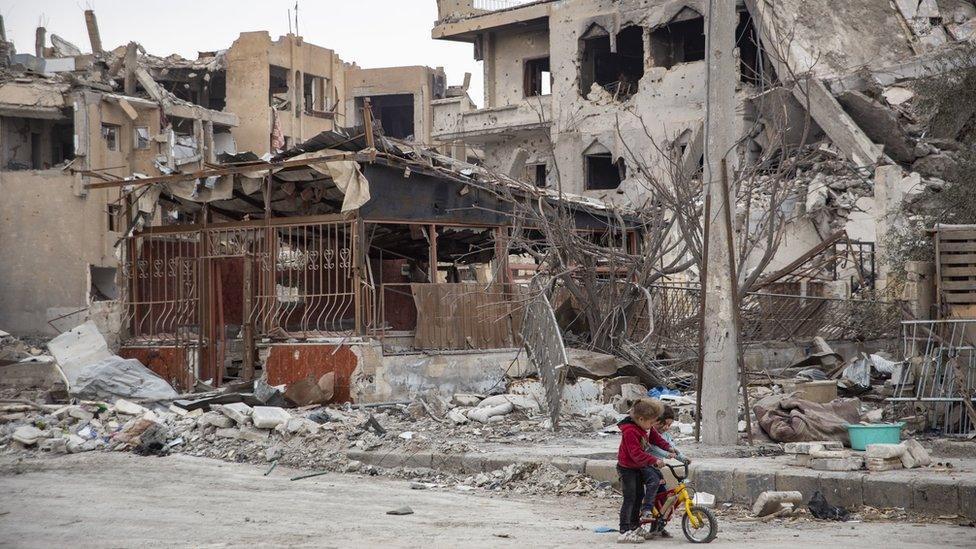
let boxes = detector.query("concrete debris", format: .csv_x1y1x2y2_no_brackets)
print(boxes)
753,491,803,517
12,425,44,445
214,403,253,425
114,399,148,416
251,406,291,429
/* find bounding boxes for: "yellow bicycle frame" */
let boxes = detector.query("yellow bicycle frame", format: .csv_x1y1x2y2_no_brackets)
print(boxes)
675,484,702,529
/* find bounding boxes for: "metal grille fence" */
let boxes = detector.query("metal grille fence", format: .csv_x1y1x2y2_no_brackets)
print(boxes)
892,320,976,436
633,284,905,350
122,218,363,342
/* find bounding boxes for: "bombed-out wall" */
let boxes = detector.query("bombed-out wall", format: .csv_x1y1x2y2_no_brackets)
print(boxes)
226,32,345,155
0,170,117,335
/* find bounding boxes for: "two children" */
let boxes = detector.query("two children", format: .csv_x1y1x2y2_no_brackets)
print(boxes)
616,399,687,543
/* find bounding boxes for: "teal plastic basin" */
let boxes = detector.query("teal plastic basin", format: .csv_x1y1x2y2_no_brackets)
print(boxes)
847,423,904,450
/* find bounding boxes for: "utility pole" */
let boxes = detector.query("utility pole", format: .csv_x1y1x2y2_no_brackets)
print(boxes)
700,0,740,446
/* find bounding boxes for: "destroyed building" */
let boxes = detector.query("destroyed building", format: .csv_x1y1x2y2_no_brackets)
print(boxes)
0,15,237,337
431,0,976,293
0,14,473,338
345,64,476,163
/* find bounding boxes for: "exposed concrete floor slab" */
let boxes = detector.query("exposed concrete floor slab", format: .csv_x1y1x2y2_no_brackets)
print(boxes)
1,453,974,548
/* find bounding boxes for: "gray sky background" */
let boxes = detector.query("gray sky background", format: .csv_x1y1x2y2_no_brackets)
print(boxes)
1,0,484,105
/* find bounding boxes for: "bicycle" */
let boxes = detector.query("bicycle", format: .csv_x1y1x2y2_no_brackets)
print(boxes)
639,461,718,543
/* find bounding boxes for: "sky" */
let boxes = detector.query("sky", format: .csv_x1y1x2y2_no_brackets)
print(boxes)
1,0,484,105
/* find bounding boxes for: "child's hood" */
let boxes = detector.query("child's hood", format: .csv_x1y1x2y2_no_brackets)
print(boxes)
617,416,643,433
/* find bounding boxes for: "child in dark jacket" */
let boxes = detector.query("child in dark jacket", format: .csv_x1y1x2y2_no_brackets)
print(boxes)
616,398,668,543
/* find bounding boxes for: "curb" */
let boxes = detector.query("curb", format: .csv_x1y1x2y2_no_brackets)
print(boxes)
345,449,975,518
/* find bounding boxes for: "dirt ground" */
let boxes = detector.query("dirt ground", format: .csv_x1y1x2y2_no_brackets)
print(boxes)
1,453,974,548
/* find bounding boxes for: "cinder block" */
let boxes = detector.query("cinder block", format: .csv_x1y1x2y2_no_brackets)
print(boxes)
809,456,863,471
957,483,976,519
862,475,912,509
912,477,959,515
818,472,863,509
732,469,776,504
784,441,843,454
775,469,821,501
690,463,735,502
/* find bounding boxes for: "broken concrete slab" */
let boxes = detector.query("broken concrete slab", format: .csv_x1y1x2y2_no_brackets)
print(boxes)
809,455,863,471
214,402,253,425
251,406,291,429
836,90,916,162
753,490,803,517
46,321,113,385
783,441,844,454
903,439,932,467
12,425,44,445
113,399,148,416
197,411,234,429
865,443,906,459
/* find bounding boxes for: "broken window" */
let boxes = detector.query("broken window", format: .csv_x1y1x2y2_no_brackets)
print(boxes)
293,70,303,115
304,73,330,115
584,153,623,190
648,9,706,69
357,94,414,139
269,65,290,110
89,265,118,301
525,163,547,187
524,57,551,97
134,126,150,150
101,124,120,152
107,204,121,233
736,11,762,85
1,116,74,170
579,24,644,100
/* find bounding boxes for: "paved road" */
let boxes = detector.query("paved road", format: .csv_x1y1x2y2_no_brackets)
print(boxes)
0,453,973,548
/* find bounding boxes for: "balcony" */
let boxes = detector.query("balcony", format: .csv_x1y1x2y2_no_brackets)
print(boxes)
433,0,551,41
432,96,551,143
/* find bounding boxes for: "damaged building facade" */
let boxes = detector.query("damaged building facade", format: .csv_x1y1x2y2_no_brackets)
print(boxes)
0,14,476,337
0,16,237,336
431,0,976,292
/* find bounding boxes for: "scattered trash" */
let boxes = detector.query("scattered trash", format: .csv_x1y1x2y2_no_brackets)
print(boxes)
807,490,850,521
593,526,617,533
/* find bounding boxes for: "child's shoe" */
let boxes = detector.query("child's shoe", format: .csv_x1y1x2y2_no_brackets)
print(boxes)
638,524,657,540
617,529,645,544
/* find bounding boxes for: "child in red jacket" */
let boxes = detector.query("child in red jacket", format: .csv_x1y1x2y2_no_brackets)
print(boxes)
616,398,668,543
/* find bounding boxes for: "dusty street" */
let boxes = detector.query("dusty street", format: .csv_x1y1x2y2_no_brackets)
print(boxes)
0,453,972,548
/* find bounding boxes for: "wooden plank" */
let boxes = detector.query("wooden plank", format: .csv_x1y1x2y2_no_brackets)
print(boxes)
940,253,976,265
940,280,976,291
942,292,976,304
938,229,976,241
938,241,976,252
941,266,976,277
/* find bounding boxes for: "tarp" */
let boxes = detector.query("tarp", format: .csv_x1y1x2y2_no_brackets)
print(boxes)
48,321,178,401
290,149,370,212
71,356,179,402
753,394,861,444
